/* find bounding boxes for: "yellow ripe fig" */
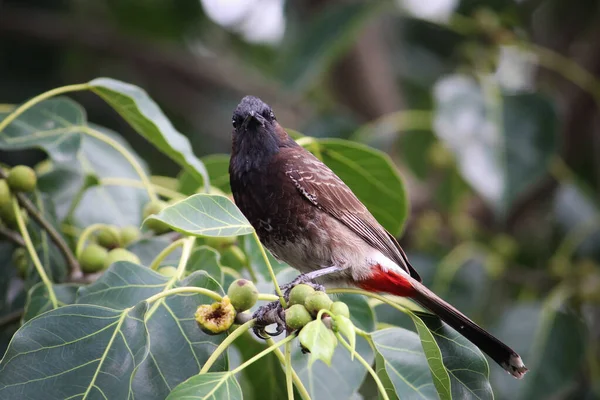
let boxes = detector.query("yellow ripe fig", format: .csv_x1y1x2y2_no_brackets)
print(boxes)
195,297,236,334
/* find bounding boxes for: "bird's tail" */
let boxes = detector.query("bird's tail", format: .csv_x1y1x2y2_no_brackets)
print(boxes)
410,280,527,379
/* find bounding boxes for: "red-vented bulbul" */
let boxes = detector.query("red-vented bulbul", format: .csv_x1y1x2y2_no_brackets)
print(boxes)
229,95,527,379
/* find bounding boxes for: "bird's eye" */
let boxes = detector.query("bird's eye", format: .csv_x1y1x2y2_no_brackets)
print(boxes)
269,111,275,120
232,118,237,128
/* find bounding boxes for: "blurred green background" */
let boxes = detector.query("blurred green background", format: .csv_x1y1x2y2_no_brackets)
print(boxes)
1,0,600,399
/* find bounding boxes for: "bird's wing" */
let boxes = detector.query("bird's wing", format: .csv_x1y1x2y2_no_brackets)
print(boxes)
284,150,421,281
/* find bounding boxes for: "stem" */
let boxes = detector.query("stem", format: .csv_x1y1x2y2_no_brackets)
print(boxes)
12,197,58,308
268,339,311,400
148,238,186,271
199,319,256,374
100,177,186,200
336,333,389,400
285,340,294,400
175,236,195,279
0,169,81,279
258,293,279,302
253,231,286,307
75,223,106,258
0,83,90,133
230,333,296,375
327,288,415,314
145,286,222,304
81,126,157,202
0,225,25,247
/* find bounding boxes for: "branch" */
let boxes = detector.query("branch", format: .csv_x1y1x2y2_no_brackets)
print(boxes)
0,169,81,280
0,225,25,247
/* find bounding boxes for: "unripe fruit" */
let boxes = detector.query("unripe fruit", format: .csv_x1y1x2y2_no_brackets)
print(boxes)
195,297,236,334
12,248,28,279
220,245,247,269
289,284,315,306
204,235,237,249
0,202,27,228
79,244,108,273
143,200,171,234
0,180,11,207
286,304,313,330
7,166,37,192
96,225,120,249
104,248,141,269
227,279,258,311
304,291,333,316
330,301,350,319
158,266,178,277
119,225,140,246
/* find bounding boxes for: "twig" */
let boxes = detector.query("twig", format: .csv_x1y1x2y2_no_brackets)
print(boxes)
0,169,82,279
0,309,23,328
0,225,25,247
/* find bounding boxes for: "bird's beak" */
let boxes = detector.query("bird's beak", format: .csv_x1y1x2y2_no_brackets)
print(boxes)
242,110,265,129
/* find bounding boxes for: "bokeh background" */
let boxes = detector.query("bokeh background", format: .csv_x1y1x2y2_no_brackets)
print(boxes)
1,0,600,399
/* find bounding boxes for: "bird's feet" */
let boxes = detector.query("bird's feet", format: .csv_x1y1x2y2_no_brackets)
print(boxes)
281,274,325,299
251,274,325,339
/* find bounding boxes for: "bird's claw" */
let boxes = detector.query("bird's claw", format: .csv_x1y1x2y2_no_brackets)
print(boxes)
252,300,286,339
252,274,325,340
280,274,325,299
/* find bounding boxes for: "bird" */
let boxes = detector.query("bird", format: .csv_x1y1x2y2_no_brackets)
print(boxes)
228,95,527,379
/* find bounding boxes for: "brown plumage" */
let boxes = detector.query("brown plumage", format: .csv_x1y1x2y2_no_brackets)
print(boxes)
229,95,527,379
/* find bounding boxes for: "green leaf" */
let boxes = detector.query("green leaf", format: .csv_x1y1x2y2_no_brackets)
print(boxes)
166,372,242,400
232,332,288,400
416,312,494,399
333,315,356,359
37,123,149,226
187,245,225,285
75,261,226,399
127,237,180,266
372,327,441,399
433,75,558,217
299,319,338,366
408,313,452,399
518,288,587,400
278,2,384,90
0,303,149,399
22,282,79,322
0,97,83,162
89,77,209,188
179,154,231,195
315,139,409,235
146,193,254,237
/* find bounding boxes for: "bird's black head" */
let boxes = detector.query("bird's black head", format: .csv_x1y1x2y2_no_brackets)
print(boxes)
230,96,296,172
232,95,276,132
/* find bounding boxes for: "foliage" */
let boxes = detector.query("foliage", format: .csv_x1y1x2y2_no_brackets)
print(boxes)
1,1,600,399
